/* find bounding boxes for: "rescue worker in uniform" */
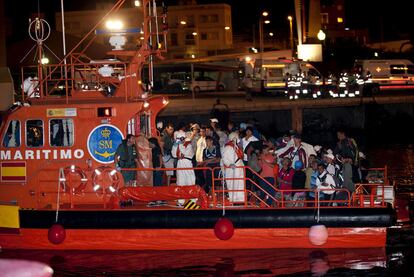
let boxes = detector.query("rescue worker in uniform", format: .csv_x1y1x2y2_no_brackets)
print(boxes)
115,134,139,186
221,132,245,203
287,73,296,100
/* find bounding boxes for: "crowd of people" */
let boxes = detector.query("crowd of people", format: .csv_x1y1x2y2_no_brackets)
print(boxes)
116,117,367,207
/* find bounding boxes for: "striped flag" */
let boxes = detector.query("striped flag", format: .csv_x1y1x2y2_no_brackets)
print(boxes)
1,162,26,182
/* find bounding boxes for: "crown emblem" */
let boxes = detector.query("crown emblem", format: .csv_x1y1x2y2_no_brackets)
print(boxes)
101,128,111,138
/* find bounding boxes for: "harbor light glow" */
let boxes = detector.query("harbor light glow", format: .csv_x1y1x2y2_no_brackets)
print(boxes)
106,20,124,30
317,30,326,41
41,57,49,64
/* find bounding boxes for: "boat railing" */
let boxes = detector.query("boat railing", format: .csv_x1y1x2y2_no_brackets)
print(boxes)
361,166,389,185
353,183,393,207
37,165,392,210
20,0,167,104
21,58,134,102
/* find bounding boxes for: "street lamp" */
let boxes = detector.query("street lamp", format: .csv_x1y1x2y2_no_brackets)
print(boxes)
317,29,326,41
192,31,199,56
287,16,293,51
259,11,269,53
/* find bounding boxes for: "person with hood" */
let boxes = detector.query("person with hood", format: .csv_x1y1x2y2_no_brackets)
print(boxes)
172,131,195,205
221,132,245,203
115,134,139,186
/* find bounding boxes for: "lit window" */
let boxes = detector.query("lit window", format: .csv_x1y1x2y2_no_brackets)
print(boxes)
2,120,20,147
337,17,343,23
50,119,74,147
26,119,44,147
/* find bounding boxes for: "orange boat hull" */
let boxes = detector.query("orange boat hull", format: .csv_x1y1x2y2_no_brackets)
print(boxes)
0,227,386,250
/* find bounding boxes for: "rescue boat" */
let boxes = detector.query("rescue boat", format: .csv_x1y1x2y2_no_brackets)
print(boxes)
0,0,395,250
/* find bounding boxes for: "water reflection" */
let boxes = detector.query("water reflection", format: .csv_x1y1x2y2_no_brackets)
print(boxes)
0,248,390,276
309,250,330,276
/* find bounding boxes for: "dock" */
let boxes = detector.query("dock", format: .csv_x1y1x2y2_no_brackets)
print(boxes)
159,92,414,132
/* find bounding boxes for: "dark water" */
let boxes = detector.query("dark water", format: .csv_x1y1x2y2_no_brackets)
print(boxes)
1,144,413,276
0,247,408,276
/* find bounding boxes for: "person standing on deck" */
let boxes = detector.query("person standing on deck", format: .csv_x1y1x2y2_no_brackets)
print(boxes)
172,131,195,205
222,132,245,203
241,126,259,164
279,133,307,168
115,134,139,186
148,137,164,187
334,129,360,183
161,123,175,186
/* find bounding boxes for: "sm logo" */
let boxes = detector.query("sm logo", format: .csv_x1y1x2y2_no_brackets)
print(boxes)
87,124,124,164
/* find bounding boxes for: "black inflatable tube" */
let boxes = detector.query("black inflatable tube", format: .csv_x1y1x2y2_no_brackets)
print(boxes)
20,207,396,229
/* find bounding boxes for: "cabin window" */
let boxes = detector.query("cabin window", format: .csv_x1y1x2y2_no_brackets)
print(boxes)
267,68,283,78
26,119,44,147
140,113,150,137
390,64,405,75
127,118,136,135
50,119,74,147
2,120,21,147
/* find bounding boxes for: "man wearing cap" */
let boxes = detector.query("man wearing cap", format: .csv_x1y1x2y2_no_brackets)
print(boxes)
210,118,219,131
315,163,337,206
279,134,307,169
324,153,337,176
172,131,196,205
189,123,201,158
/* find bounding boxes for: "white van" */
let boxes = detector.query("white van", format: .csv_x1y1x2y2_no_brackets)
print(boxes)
354,59,414,90
245,59,321,93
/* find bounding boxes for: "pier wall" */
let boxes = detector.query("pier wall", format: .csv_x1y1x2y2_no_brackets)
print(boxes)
159,102,414,146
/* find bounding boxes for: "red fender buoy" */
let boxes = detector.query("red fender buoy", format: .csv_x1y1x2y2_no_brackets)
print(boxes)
308,224,328,246
214,217,234,240
48,224,66,245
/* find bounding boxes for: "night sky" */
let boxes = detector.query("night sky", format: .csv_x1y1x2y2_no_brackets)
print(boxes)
3,0,413,43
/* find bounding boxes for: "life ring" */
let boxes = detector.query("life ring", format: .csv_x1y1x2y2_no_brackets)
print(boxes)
92,166,121,196
60,165,88,195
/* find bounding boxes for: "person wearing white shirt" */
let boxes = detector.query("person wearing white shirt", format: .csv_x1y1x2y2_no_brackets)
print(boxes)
315,163,337,206
241,126,258,163
195,127,206,163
